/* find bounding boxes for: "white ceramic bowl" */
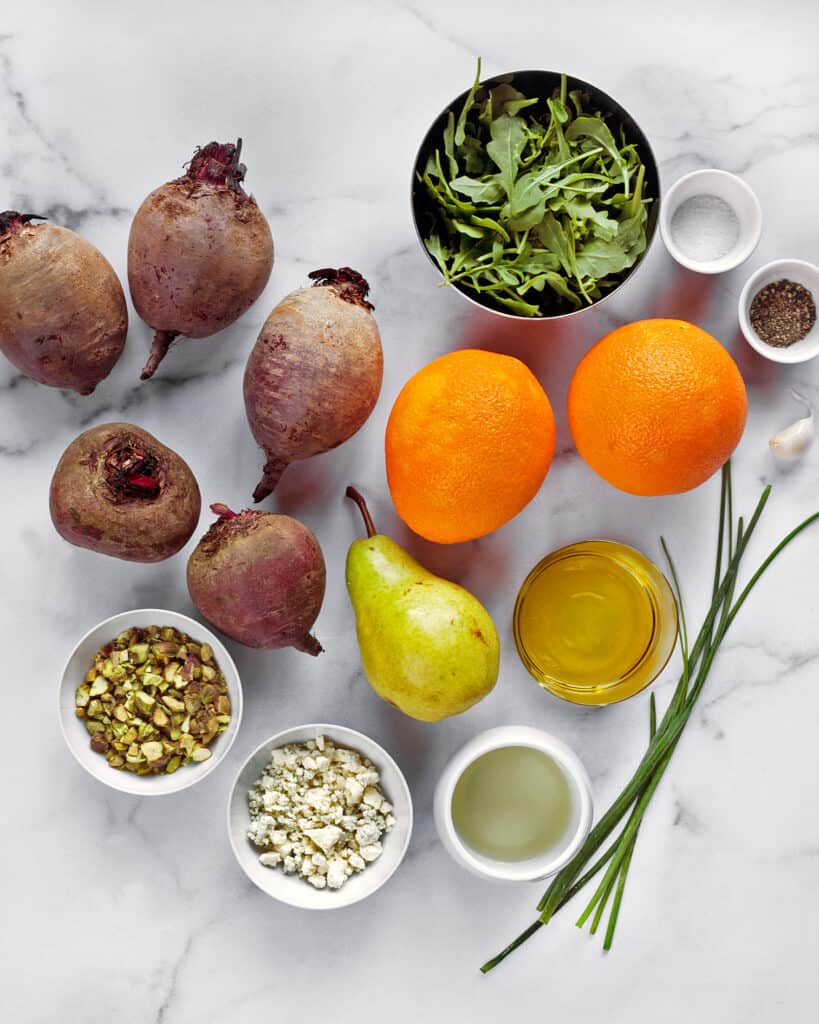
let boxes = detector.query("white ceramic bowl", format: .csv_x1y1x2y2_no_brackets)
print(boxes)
738,258,819,364
434,725,593,883
228,724,413,910
660,168,762,274
59,609,243,796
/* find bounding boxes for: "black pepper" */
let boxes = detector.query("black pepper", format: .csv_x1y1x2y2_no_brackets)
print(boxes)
749,279,816,348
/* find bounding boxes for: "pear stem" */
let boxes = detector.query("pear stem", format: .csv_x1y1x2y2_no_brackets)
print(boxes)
345,486,377,538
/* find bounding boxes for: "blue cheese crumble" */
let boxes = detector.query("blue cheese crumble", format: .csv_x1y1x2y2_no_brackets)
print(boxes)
247,735,396,890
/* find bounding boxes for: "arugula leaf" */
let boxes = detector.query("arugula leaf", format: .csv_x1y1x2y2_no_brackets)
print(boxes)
565,115,629,195
424,234,450,276
457,134,486,174
575,238,637,279
455,58,482,146
488,83,539,118
450,175,505,204
553,197,618,241
442,112,458,178
470,214,511,241
486,114,528,197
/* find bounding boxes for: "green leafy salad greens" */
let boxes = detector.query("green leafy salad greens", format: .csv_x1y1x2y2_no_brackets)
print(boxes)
418,62,652,316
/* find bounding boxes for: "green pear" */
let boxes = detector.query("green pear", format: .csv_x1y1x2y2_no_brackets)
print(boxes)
345,487,500,722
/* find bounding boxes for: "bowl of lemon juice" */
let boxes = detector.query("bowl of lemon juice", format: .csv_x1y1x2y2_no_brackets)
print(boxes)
513,540,678,705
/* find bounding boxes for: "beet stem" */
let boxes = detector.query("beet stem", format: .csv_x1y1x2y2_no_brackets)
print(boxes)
293,632,324,657
140,330,179,380
210,503,240,520
308,267,374,311
345,486,377,538
0,211,46,235
227,137,246,193
253,457,288,503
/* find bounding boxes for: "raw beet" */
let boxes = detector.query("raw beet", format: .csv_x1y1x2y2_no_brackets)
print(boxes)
128,139,274,380
187,504,325,654
49,423,201,562
243,267,383,501
0,212,128,394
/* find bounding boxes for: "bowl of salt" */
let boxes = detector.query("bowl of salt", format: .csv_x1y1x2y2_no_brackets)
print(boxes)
660,168,762,274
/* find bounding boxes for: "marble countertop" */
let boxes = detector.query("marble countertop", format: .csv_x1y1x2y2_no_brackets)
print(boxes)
2,1,818,1020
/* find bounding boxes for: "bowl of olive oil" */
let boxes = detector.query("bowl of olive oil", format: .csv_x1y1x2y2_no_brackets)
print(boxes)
513,540,678,705
434,726,593,883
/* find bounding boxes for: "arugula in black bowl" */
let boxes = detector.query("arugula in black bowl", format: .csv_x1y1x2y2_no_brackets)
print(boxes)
412,62,660,318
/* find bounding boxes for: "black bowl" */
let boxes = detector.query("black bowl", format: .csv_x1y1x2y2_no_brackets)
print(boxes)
411,69,661,320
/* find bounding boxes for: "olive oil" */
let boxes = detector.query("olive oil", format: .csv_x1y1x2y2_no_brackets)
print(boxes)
451,746,573,861
514,541,678,705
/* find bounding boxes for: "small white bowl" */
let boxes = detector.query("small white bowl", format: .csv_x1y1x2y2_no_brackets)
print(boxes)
660,168,762,274
227,724,413,910
434,725,593,883
59,609,243,796
738,259,819,364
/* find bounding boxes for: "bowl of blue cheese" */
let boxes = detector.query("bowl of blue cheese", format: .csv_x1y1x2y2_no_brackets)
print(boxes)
227,723,413,909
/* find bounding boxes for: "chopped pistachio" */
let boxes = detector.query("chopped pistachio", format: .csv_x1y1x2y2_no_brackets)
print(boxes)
130,643,149,664
89,676,108,697
141,741,164,762
134,690,155,714
76,624,231,776
184,694,201,714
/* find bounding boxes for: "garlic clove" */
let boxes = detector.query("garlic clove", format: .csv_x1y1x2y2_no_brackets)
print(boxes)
769,389,815,461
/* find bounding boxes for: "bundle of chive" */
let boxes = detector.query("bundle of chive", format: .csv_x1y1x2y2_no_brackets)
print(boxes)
482,463,819,972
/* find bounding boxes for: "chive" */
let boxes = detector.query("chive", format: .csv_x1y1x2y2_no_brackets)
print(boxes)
480,463,819,974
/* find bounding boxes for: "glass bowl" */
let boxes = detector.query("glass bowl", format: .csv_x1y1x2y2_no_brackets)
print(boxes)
513,540,678,705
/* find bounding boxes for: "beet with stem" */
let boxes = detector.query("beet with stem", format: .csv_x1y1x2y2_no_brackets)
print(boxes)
243,267,383,501
49,423,201,562
128,139,274,380
0,212,128,394
187,504,325,654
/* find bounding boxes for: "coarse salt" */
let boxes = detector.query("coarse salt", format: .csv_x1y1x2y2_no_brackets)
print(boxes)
669,193,739,263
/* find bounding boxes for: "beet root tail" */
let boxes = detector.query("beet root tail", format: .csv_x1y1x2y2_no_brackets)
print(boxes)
252,456,288,502
293,632,324,657
140,330,179,380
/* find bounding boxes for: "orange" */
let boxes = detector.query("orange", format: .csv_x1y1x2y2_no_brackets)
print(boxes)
385,349,555,543
568,319,747,496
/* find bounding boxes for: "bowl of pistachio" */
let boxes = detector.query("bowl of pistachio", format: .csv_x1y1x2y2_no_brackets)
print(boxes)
58,609,243,795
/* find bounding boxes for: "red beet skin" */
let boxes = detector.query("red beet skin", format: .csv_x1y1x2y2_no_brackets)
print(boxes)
244,267,383,501
49,423,201,562
0,212,128,394
128,139,274,380
187,504,325,654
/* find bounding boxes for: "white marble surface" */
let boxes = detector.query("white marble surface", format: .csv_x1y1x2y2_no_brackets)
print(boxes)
2,0,819,1020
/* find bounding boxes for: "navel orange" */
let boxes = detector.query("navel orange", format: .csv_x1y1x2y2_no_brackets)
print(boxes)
386,349,555,543
568,319,747,496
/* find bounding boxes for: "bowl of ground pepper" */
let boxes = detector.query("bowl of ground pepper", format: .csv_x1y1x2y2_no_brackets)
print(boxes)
739,259,819,364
